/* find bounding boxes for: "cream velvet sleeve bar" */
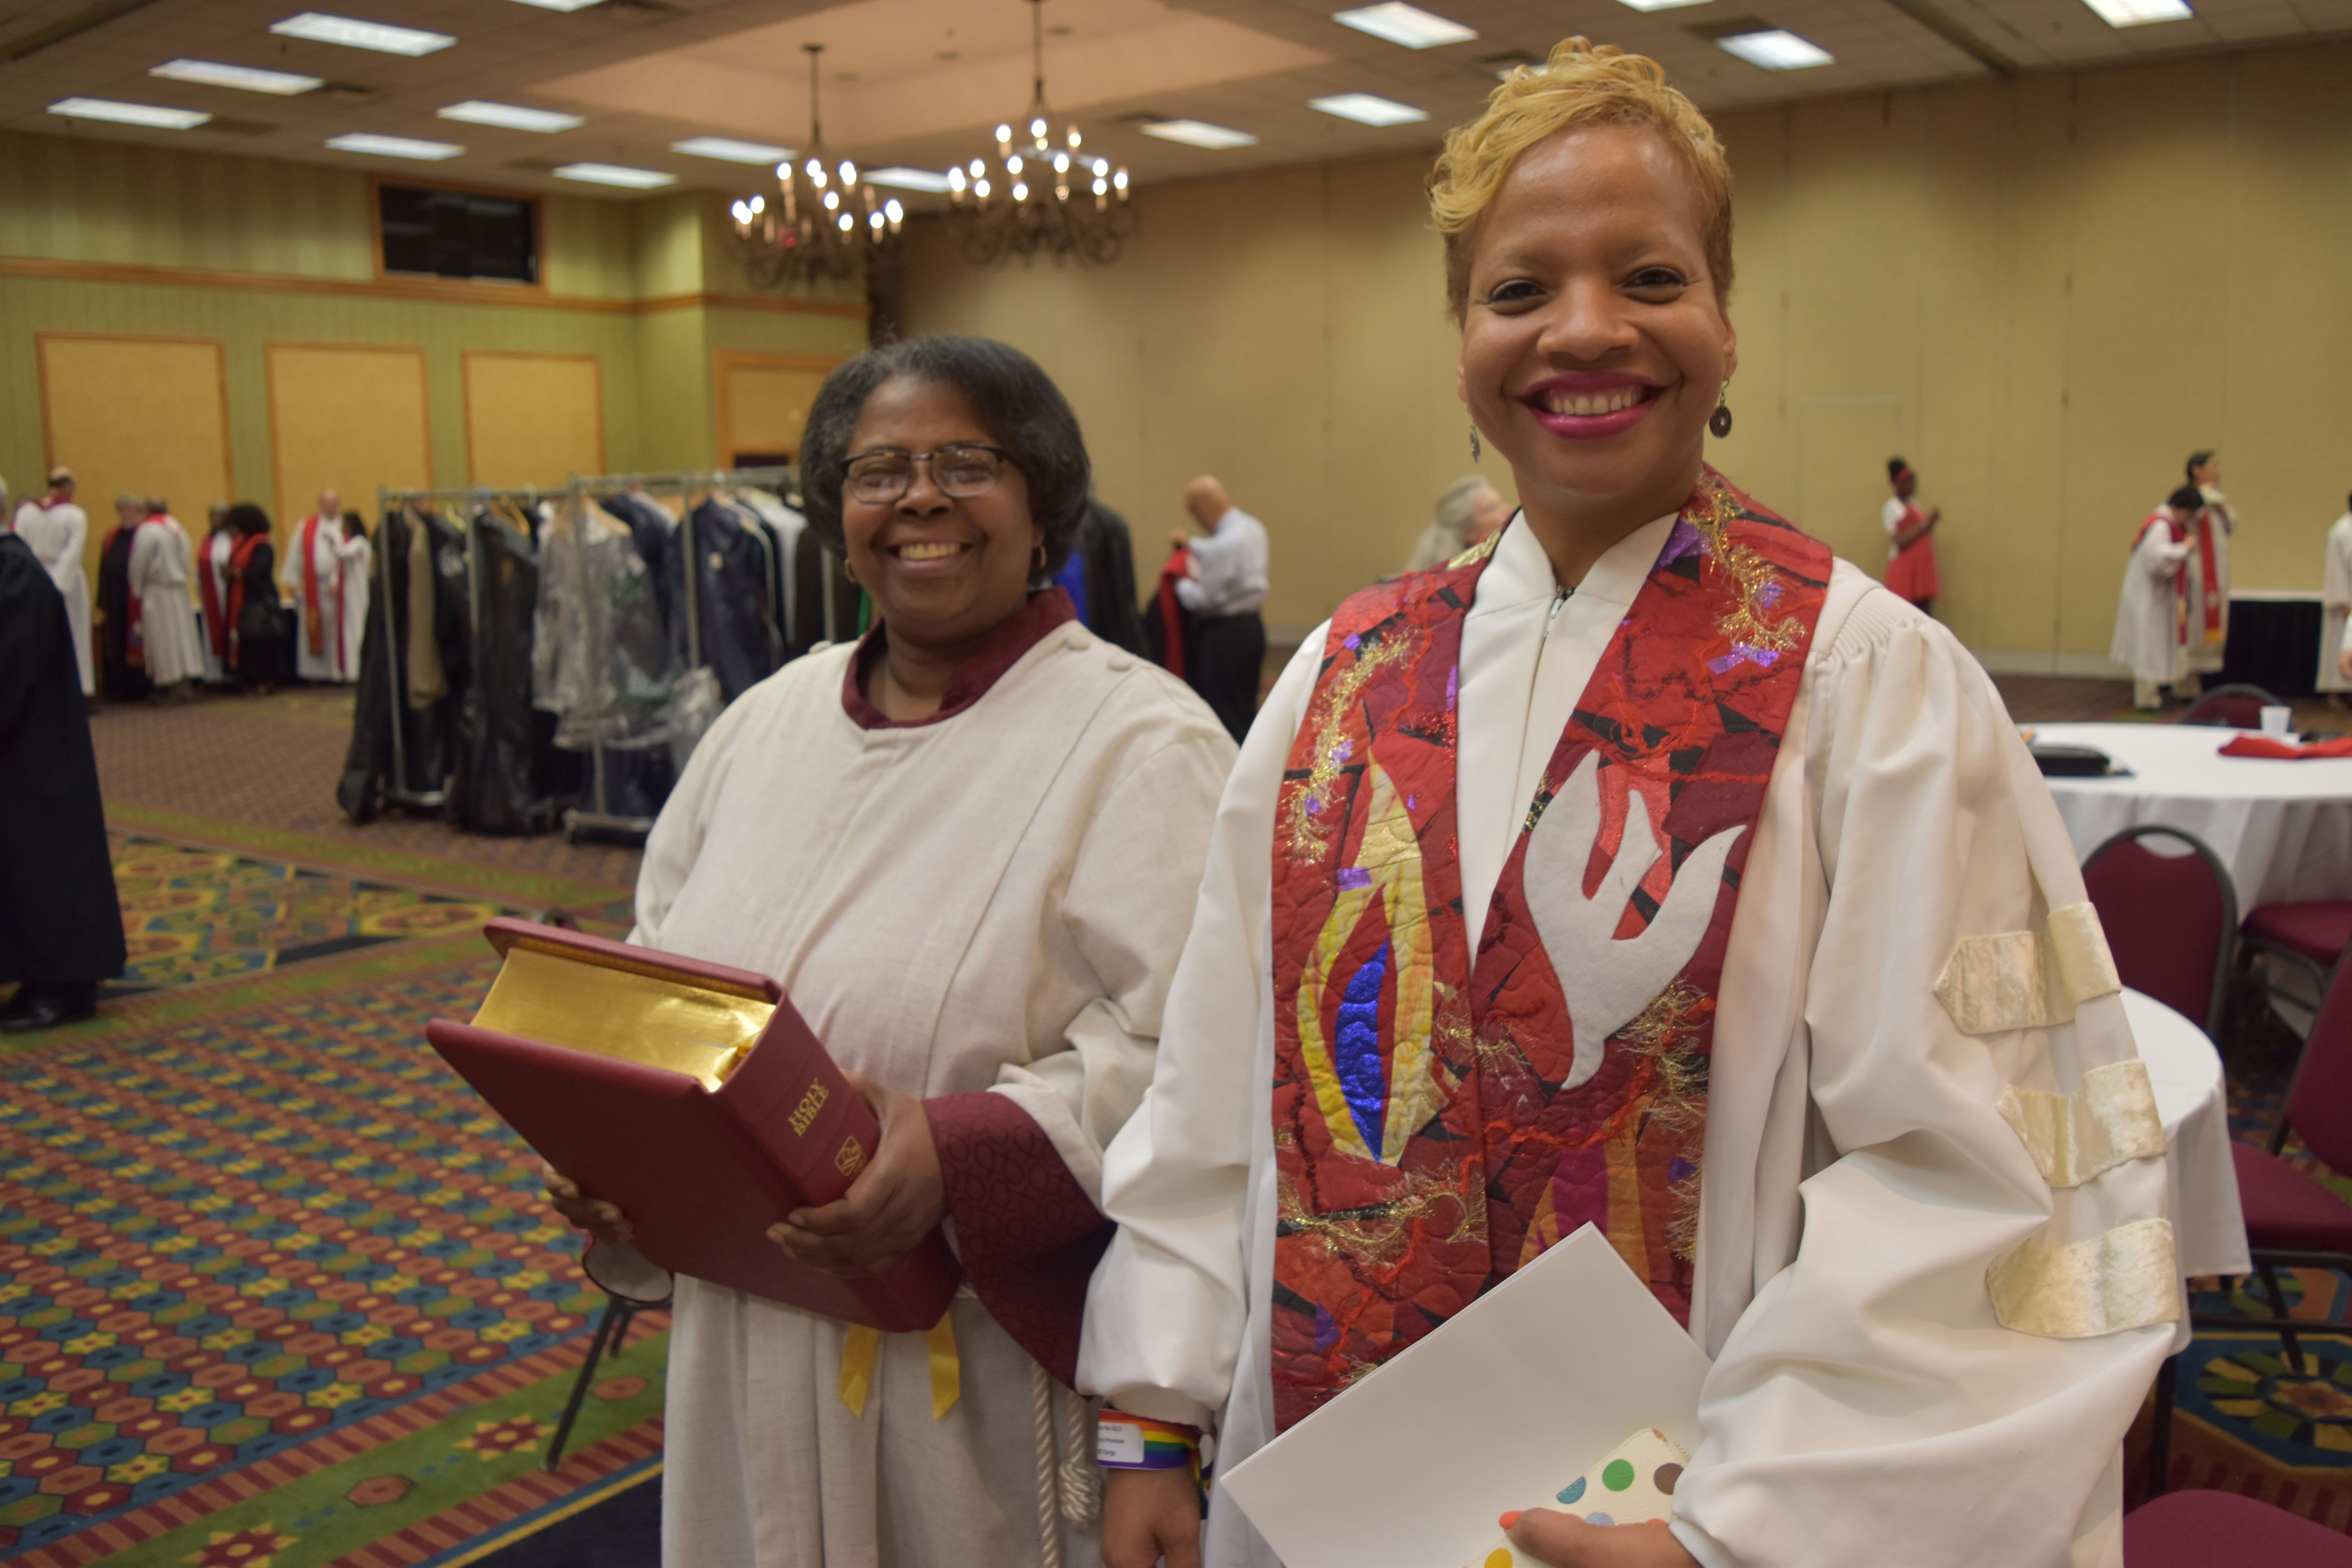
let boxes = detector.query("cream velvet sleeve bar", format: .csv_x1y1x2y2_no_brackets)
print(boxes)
1671,598,2175,1568
1079,630,1327,1428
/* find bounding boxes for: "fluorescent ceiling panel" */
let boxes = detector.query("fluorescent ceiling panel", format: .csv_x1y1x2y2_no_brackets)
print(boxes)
269,13,455,56
1712,28,1834,67
555,162,676,188
438,100,582,132
1331,3,1477,48
1309,92,1428,125
1616,0,1715,11
2080,0,2193,23
671,135,791,164
326,131,463,159
150,58,322,94
508,0,603,9
1140,118,1258,150
49,97,211,129
865,167,954,192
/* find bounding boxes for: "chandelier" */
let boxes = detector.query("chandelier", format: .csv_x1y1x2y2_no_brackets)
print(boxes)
728,43,902,287
945,0,1132,267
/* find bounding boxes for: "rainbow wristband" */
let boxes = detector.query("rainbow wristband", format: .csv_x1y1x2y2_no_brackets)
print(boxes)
1096,1410,1200,1472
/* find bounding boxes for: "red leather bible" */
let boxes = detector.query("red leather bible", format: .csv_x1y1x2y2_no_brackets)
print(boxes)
426,917,960,1332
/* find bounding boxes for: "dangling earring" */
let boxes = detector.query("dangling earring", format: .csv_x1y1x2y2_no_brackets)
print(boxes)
1708,383,1734,439
841,553,858,587
1469,425,1482,461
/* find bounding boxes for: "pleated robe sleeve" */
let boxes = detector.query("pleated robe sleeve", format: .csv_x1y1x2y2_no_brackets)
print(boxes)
1671,597,2175,1568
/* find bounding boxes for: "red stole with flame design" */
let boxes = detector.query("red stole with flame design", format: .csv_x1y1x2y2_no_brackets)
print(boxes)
1266,471,1832,1432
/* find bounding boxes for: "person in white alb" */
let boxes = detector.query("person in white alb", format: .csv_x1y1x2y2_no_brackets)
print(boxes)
337,511,373,679
1086,38,2174,1568
13,468,94,698
2180,450,2233,694
2111,487,2200,711
1167,476,1270,743
282,488,355,682
130,497,203,697
2324,492,2352,704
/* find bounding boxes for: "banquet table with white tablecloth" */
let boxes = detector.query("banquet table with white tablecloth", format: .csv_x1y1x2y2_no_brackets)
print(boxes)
2028,721,2352,908
2123,989,2250,1307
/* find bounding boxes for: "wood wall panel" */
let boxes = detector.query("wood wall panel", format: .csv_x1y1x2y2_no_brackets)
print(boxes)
714,350,843,464
462,350,605,487
36,332,232,592
267,343,433,544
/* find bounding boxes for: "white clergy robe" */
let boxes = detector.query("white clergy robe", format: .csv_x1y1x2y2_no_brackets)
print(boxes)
2109,511,2191,703
2184,486,2234,675
1082,512,2175,1568
13,499,94,696
337,531,373,679
129,517,202,687
2320,512,2352,694
281,513,354,681
634,615,1234,1568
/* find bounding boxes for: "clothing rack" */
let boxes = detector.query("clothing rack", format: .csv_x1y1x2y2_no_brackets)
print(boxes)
372,483,547,814
558,465,802,842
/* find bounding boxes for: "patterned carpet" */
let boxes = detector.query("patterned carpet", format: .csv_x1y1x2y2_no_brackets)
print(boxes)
0,693,659,1566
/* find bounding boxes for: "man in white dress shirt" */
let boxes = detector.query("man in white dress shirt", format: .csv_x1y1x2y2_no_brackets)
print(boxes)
12,469,94,699
1168,475,1269,742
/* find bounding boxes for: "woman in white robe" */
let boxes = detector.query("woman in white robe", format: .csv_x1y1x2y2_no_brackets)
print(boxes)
127,506,202,690
336,515,372,681
2109,490,2197,710
2318,496,2351,699
546,336,1235,1568
1085,39,2174,1568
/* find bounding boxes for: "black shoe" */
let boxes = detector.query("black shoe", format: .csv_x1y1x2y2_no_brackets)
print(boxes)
0,983,99,1033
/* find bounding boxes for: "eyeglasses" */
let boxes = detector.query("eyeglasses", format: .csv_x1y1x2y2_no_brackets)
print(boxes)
844,443,1014,505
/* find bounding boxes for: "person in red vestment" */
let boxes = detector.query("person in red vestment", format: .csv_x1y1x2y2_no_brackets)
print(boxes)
1881,457,1941,615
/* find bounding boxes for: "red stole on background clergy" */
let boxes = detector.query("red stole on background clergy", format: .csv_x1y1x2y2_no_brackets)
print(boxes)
200,533,230,661
2138,511,2190,650
2192,509,2223,647
105,523,150,667
298,514,334,662
225,532,265,660
1266,470,1831,1432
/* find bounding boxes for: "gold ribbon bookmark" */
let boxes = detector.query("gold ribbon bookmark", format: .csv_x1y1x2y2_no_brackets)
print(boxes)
838,1311,962,1420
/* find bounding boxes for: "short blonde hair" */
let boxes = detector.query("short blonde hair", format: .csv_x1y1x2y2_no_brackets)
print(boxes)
1430,37,1733,320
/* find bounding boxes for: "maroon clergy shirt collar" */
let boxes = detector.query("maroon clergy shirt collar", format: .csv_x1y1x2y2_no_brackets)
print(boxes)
840,585,1079,731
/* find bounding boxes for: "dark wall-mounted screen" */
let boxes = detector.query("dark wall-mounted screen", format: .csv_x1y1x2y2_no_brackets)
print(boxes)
379,183,538,284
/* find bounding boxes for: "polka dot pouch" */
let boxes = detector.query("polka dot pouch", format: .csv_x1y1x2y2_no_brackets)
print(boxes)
1466,1428,1688,1567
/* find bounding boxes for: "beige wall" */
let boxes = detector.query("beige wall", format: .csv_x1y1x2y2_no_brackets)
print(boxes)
899,39,2352,663
0,129,870,573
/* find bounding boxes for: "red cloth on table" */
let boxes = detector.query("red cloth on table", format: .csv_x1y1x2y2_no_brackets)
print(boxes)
2218,735,2352,759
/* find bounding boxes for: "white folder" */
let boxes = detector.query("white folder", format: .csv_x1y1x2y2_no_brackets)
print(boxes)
1217,1223,1712,1568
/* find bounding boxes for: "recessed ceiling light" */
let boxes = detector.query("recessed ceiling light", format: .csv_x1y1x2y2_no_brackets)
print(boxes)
438,100,582,132
1332,3,1477,48
1140,118,1258,150
1309,93,1428,125
326,131,463,160
670,136,791,164
1712,28,1834,68
150,59,323,94
269,13,456,56
865,167,955,192
508,0,603,9
2080,0,2192,24
555,162,675,188
1617,0,1716,11
49,96,212,129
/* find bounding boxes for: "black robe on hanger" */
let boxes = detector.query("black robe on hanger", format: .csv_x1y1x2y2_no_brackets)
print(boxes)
336,506,471,822
448,509,573,836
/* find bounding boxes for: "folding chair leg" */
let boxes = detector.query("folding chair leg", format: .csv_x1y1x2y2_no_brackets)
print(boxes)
2257,1263,2305,1375
546,1295,625,1471
2147,1353,2177,1498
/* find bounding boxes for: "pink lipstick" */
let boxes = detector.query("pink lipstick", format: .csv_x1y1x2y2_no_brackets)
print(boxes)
1521,372,1664,441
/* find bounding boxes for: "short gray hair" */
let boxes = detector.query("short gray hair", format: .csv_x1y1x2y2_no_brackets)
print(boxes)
1434,475,1490,541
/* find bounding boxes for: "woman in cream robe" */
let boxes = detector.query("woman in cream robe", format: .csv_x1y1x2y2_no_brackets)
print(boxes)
556,335,1236,1568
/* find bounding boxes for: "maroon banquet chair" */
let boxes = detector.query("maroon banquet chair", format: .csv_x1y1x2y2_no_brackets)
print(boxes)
2081,825,2237,1041
2125,1490,2352,1566
2240,899,2352,1006
2149,957,2352,1494
2180,682,2283,728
